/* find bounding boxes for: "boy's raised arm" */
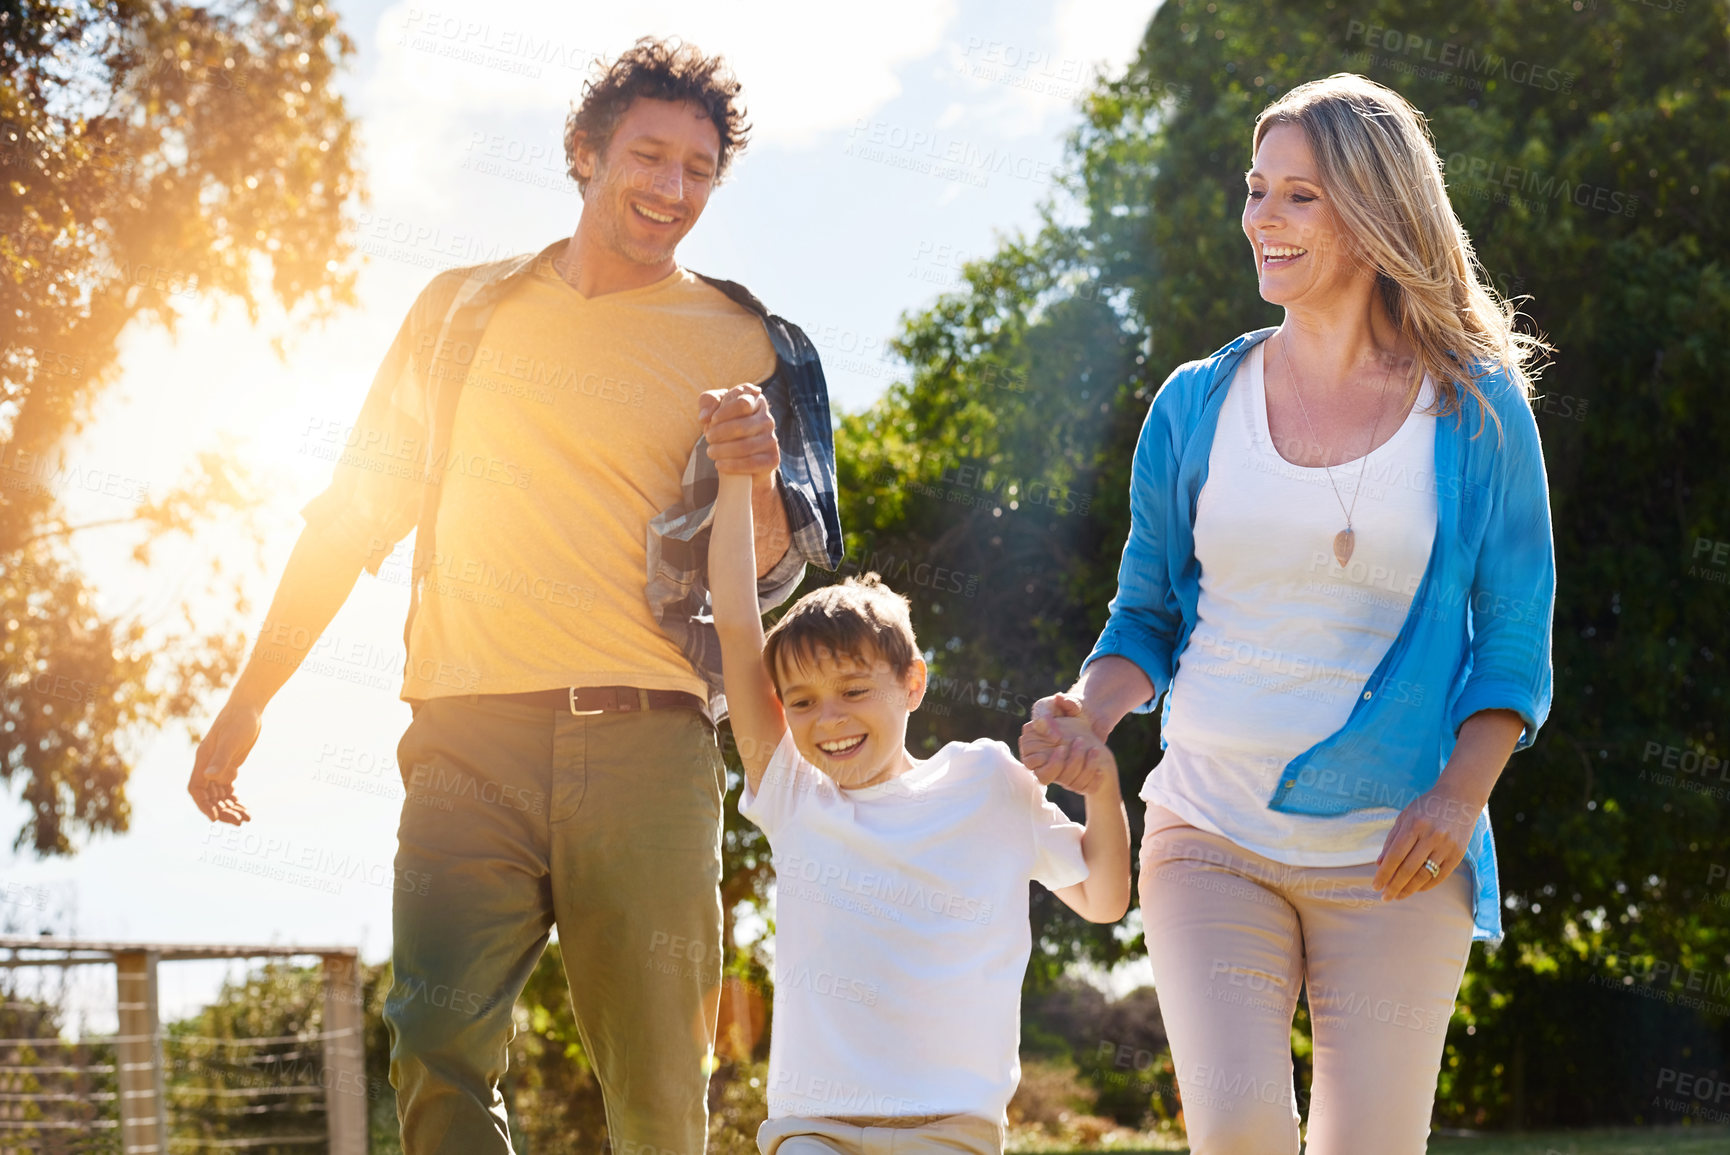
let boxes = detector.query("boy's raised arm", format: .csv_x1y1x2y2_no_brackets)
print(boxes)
704,387,790,792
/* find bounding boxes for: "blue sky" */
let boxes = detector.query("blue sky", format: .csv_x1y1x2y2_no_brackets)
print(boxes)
2,0,1162,1025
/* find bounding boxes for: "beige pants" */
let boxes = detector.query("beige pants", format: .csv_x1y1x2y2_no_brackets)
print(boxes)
1137,804,1475,1155
757,1113,1003,1155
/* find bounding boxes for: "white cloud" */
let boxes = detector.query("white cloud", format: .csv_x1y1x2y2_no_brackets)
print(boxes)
1050,0,1160,80
368,1,961,144
939,0,1158,139
361,0,959,211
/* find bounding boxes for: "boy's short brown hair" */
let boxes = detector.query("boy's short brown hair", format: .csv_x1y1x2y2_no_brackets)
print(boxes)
762,574,919,694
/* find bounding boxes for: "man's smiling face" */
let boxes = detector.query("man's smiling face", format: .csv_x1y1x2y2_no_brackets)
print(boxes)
573,96,720,267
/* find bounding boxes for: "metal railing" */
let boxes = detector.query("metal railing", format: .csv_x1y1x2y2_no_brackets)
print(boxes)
0,938,366,1154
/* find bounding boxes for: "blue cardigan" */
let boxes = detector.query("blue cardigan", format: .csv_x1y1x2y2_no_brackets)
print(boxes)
1084,327,1556,943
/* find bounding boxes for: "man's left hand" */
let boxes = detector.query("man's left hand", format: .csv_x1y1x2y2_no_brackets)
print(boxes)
699,384,780,480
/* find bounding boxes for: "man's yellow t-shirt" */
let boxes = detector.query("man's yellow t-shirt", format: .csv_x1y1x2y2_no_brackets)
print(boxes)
402,259,776,700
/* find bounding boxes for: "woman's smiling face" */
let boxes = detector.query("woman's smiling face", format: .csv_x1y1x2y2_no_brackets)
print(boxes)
1242,122,1368,309
775,646,926,790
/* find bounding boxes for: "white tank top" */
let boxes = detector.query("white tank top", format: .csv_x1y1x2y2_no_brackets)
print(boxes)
1142,340,1439,865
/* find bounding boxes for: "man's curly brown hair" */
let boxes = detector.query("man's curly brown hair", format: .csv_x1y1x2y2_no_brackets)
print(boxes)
562,37,751,195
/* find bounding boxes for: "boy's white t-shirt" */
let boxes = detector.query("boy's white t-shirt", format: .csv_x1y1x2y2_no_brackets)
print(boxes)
739,728,1088,1122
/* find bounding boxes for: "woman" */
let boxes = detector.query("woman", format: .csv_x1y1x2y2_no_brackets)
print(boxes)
1021,74,1554,1153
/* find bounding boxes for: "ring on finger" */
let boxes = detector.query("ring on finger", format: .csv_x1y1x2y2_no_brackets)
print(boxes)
1422,858,1440,878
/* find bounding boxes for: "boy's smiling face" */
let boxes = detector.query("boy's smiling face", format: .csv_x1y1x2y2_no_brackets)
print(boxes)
775,645,927,790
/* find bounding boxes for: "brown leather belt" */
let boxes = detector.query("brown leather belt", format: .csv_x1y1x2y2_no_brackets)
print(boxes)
479,685,706,716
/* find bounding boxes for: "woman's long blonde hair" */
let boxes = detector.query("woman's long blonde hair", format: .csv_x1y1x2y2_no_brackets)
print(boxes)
1253,74,1550,439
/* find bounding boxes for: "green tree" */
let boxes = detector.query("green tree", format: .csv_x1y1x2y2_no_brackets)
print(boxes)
148,905,764,1150
0,976,115,1146
163,959,393,1153
832,0,1730,1127
1,0,362,853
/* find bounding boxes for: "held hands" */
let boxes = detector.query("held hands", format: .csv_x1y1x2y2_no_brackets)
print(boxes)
187,700,262,826
1372,781,1485,902
698,384,779,483
1019,692,1116,796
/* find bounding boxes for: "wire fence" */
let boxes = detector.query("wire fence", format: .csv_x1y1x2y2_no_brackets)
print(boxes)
0,939,366,1155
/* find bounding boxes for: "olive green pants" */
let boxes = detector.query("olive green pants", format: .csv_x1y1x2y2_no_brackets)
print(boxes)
385,694,726,1155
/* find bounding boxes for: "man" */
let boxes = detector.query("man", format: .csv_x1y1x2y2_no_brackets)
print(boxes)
187,37,841,1154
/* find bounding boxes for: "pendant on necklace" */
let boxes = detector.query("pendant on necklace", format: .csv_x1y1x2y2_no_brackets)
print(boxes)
1333,527,1356,567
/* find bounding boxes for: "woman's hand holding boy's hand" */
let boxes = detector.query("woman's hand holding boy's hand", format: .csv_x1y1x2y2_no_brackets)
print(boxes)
1020,693,1117,796
1031,695,1132,924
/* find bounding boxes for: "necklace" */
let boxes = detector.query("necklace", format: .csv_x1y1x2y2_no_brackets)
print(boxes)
1272,332,1398,568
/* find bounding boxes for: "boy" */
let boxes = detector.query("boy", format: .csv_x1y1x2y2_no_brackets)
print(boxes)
703,384,1131,1154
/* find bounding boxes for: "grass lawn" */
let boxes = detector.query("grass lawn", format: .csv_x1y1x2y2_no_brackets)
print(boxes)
1024,1125,1730,1154
1430,1128,1730,1154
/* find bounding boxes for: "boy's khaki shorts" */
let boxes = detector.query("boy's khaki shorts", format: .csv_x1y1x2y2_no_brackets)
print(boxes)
757,1113,1003,1155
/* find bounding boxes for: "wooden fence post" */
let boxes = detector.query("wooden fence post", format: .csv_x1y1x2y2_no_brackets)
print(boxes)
321,952,368,1154
115,950,166,1155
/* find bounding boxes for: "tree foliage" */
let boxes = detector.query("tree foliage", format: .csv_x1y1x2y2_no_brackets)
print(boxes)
154,944,775,1153
1,0,363,852
828,0,1730,1126
164,959,391,1153
0,972,116,1144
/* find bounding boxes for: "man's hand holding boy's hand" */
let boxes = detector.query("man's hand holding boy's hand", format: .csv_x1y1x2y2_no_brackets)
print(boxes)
1020,694,1117,796
699,384,780,484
